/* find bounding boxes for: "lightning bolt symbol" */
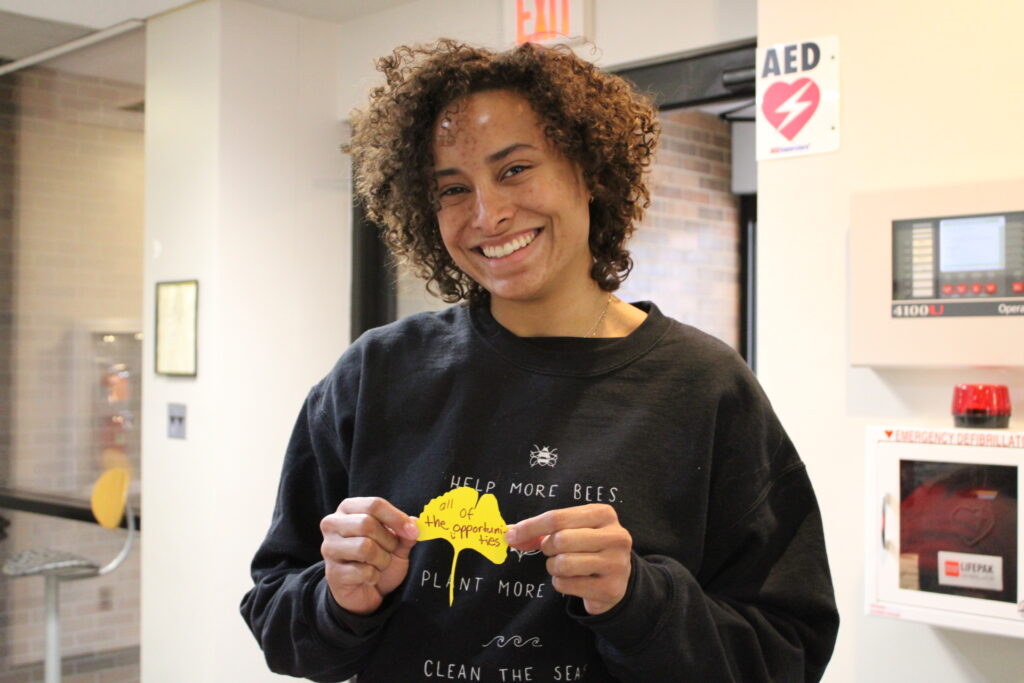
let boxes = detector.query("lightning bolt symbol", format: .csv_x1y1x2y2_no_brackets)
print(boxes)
774,80,814,132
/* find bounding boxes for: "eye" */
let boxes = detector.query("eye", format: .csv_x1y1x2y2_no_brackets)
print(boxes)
438,185,468,198
501,164,530,179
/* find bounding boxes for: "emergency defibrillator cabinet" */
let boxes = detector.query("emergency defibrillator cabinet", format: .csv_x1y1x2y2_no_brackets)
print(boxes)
865,426,1024,637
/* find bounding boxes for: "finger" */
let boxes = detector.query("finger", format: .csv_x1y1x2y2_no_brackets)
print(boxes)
507,534,545,553
506,504,618,547
392,517,419,560
337,497,420,540
546,552,613,579
540,527,631,556
326,560,381,587
322,535,393,572
550,575,626,606
322,512,400,554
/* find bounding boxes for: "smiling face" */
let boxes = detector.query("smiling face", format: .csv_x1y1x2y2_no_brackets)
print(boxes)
432,89,594,308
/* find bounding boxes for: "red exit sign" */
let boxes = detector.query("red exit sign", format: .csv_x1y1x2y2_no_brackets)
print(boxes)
506,0,590,46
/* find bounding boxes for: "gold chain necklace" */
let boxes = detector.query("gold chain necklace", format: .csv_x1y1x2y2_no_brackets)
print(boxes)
584,294,613,338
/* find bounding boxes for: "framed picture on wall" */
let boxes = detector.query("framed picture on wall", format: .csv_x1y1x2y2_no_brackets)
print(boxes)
155,280,198,376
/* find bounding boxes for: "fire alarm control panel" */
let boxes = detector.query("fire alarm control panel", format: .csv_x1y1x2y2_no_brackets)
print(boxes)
892,211,1024,316
850,179,1024,366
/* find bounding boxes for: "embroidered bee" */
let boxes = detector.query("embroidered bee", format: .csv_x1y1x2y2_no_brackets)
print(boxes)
529,445,558,468
511,548,542,561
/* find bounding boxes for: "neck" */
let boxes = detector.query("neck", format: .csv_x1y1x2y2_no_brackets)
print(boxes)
490,282,609,337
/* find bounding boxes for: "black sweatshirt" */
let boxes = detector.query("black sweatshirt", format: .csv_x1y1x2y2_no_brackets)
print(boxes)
240,302,839,682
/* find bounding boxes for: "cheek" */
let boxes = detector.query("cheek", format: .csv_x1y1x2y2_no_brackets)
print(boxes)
436,210,457,245
557,190,591,231
436,213,468,262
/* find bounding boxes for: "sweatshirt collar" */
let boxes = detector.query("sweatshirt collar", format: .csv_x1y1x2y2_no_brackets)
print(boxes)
467,301,670,377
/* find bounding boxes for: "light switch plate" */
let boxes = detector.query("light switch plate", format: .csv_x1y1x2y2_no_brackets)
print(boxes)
168,403,186,439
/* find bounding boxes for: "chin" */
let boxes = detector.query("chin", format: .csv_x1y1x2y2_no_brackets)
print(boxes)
483,276,544,298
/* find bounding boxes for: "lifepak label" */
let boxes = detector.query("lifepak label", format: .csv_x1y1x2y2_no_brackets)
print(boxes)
937,551,1003,592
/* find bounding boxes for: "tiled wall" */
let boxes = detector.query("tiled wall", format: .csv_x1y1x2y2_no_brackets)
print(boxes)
617,109,741,349
0,65,143,676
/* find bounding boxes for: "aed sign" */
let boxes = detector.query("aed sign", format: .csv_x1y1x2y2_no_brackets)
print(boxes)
503,0,590,47
756,36,840,160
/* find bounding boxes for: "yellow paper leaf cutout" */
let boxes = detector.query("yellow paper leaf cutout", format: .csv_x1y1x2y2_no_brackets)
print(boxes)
417,486,509,606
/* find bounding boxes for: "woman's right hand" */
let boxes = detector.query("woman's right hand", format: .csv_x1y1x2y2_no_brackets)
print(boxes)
320,497,420,615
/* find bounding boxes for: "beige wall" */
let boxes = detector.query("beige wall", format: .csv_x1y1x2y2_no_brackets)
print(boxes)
757,0,1024,680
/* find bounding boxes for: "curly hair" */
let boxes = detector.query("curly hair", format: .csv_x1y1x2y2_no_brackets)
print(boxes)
346,39,659,304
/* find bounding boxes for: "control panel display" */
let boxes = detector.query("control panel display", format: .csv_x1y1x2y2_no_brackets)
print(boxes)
892,211,1024,317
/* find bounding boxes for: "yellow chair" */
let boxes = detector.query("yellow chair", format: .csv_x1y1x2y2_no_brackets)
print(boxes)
2,468,136,683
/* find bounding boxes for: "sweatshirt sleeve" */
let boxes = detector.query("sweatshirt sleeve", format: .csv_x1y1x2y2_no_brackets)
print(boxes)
239,355,397,681
570,362,839,682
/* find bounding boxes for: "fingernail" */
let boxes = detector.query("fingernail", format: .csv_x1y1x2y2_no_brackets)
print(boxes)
504,527,517,544
405,522,420,539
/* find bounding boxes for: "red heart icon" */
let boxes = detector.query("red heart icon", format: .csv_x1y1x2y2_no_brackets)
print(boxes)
761,78,820,141
885,430,893,439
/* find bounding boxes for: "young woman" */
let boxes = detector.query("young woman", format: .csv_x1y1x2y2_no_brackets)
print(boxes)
241,40,839,682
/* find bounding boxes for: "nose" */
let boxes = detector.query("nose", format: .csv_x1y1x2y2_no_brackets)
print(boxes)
471,183,511,234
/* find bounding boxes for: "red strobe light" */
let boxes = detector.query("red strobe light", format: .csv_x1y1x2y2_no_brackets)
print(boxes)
952,384,1011,428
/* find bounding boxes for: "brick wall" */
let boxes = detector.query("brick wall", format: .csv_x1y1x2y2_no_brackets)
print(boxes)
0,65,143,675
616,108,741,349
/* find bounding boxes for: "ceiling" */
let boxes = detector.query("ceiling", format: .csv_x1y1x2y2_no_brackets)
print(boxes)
0,0,420,83
43,26,147,86
243,0,419,23
0,9,92,62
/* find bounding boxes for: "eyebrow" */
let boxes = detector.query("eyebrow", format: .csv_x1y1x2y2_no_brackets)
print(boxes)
487,142,533,163
433,143,535,178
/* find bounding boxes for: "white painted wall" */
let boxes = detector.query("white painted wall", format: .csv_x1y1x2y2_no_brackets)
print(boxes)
142,2,220,676
142,1,348,680
757,0,1024,681
590,0,754,67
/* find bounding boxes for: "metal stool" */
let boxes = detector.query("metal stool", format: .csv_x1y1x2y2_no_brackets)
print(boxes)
2,468,136,683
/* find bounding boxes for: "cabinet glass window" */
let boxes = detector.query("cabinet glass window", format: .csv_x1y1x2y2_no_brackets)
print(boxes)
899,460,1018,604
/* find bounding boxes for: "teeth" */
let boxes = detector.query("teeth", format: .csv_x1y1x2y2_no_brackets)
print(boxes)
482,231,536,258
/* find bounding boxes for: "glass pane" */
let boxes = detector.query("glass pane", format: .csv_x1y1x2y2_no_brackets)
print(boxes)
0,42,144,500
0,26,144,682
899,459,1018,603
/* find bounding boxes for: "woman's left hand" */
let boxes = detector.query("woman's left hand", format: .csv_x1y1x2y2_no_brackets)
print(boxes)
505,504,632,615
